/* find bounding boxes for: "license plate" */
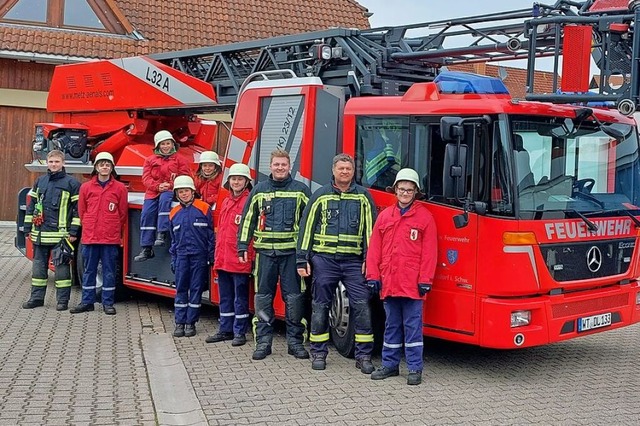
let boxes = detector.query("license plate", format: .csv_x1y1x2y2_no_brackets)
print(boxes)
577,313,612,332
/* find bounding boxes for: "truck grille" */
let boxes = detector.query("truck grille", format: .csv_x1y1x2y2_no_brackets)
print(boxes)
551,293,629,318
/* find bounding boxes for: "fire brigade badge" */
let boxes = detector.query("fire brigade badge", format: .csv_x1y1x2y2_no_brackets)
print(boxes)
447,249,458,265
235,214,242,225
109,202,115,212
410,229,418,241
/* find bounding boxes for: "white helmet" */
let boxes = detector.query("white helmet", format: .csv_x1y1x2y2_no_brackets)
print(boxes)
94,152,114,165
173,175,195,191
228,163,251,180
393,168,421,190
154,130,175,148
198,151,221,166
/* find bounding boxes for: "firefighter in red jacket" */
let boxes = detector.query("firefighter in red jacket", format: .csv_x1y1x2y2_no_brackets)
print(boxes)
366,168,437,386
194,151,223,208
135,130,191,262
206,163,254,347
71,152,128,315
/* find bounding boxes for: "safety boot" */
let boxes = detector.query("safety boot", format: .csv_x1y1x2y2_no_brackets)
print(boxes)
103,305,116,315
134,247,154,262
154,232,168,247
184,323,197,337
287,345,310,359
407,370,422,386
173,324,185,337
311,354,326,371
231,334,247,347
252,345,272,360
70,303,95,314
56,303,68,311
355,356,375,374
205,331,234,343
22,299,44,309
371,365,400,380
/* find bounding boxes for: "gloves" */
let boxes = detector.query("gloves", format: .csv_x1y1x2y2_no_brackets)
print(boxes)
418,283,432,296
366,280,381,296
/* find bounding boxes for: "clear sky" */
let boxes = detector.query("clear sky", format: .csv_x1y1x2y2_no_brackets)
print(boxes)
356,0,540,27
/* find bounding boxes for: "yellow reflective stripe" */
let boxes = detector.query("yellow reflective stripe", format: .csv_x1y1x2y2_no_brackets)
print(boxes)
24,215,33,223
239,194,260,243
71,218,81,226
300,195,325,252
28,190,38,198
315,234,339,242
355,334,374,343
255,230,297,239
254,241,297,250
253,253,260,292
309,332,330,342
70,194,79,202
58,190,70,229
312,246,363,255
252,316,259,344
55,280,72,288
301,318,308,343
32,278,48,287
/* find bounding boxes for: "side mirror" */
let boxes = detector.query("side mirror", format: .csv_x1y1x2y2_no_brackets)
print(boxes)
440,117,464,141
443,143,468,200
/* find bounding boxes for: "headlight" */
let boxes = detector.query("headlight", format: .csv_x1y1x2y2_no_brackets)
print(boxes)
511,310,531,327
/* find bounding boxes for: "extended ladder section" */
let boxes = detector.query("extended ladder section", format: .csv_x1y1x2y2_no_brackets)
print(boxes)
149,2,574,108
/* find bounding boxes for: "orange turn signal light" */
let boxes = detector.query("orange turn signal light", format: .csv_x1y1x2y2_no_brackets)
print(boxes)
502,232,537,245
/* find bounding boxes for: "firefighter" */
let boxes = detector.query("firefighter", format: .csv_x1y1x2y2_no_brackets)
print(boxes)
237,149,310,361
366,168,437,386
71,152,128,315
134,130,191,262
22,149,81,311
362,122,401,188
297,153,377,372
206,163,254,347
169,175,215,338
194,150,223,208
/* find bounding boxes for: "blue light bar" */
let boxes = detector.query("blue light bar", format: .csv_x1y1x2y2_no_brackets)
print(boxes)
434,71,510,95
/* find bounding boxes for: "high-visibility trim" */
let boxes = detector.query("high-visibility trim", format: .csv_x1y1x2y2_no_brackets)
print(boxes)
141,226,157,230
236,314,250,319
193,222,209,227
158,212,170,216
24,215,33,223
58,190,70,229
28,190,38,197
32,278,48,287
252,316,259,344
188,303,201,308
70,194,79,202
405,341,424,347
310,332,330,342
301,318,308,343
355,333,374,343
253,253,260,292
102,286,116,292
174,303,188,308
220,312,235,317
55,279,72,288
383,342,403,349
82,285,97,290
71,218,81,226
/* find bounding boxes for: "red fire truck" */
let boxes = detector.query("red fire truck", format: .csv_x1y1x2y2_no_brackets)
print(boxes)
15,0,640,353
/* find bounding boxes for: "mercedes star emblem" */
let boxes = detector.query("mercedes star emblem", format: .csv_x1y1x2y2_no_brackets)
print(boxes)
586,246,603,273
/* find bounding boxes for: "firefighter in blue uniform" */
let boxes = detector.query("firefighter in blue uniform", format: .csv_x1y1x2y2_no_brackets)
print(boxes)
169,175,215,338
22,149,81,311
297,153,377,372
237,149,310,361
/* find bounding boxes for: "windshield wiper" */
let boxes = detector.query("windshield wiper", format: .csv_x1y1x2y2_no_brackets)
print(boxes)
585,209,640,228
572,191,605,209
565,209,598,232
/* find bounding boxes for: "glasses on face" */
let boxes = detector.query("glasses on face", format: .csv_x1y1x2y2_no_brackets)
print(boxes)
396,187,415,195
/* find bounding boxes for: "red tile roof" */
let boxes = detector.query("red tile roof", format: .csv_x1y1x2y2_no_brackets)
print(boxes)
0,0,370,60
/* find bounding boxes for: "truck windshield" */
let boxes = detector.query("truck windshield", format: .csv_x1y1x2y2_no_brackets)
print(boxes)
509,115,640,219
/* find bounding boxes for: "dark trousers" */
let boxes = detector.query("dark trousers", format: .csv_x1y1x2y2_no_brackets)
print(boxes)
382,297,424,371
80,244,119,306
174,254,208,324
217,270,250,335
309,255,373,359
30,244,71,304
139,191,173,247
253,252,306,348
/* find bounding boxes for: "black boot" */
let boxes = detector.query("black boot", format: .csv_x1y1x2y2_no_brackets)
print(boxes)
154,232,168,247
134,247,154,262
356,356,375,374
252,345,272,360
288,345,310,359
311,354,327,371
56,303,68,311
407,370,422,385
231,334,247,346
70,303,95,314
371,366,400,380
173,324,185,337
184,323,196,337
205,331,234,343
22,299,44,309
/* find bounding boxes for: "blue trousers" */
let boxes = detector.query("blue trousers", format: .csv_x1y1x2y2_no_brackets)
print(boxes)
139,191,173,247
81,244,119,306
174,253,208,324
382,297,424,371
217,270,250,335
310,255,372,359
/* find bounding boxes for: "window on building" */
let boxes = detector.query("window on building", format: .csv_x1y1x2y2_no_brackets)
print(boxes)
1,0,126,33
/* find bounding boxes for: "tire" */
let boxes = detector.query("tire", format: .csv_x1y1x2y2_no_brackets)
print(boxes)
75,244,128,303
329,281,355,358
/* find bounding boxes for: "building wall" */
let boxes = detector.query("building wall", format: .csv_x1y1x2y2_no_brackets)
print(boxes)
0,59,55,221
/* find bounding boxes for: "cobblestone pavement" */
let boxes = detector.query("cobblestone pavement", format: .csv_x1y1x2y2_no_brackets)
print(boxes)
1,225,639,425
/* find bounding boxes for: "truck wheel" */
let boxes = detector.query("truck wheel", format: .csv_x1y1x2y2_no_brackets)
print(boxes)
329,281,355,358
75,245,128,303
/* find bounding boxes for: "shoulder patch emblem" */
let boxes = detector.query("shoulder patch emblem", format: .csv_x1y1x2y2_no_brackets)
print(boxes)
410,229,418,241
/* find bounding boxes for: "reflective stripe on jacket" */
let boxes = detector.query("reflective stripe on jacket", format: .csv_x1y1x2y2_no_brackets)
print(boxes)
238,174,309,254
366,202,437,300
78,176,128,245
214,188,254,273
169,199,215,257
297,179,376,265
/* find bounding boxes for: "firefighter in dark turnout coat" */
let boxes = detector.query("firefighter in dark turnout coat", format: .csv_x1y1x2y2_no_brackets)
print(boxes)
237,149,310,361
22,150,81,311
